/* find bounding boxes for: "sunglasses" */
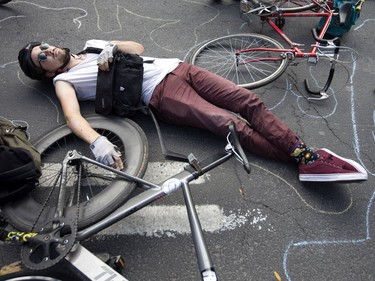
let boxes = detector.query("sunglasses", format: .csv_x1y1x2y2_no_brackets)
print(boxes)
35,43,50,73
37,43,50,62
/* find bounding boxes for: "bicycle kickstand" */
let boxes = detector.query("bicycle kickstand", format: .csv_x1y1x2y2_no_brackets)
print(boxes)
305,31,341,101
304,67,332,101
305,52,338,101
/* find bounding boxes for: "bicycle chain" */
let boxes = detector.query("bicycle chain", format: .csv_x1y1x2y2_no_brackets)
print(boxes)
30,170,61,233
21,161,82,270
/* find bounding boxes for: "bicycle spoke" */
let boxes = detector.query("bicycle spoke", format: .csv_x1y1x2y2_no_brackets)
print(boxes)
190,34,288,88
3,116,148,233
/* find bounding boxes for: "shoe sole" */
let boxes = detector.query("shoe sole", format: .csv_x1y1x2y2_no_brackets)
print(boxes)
299,148,368,182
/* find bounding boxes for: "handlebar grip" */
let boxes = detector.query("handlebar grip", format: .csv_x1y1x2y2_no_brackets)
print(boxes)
229,122,251,174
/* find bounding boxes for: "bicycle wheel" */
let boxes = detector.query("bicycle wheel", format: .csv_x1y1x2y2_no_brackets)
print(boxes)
188,34,288,89
2,115,149,232
0,275,62,281
0,268,79,281
0,0,12,4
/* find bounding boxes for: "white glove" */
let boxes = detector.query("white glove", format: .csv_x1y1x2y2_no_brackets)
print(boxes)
90,136,123,169
97,43,118,71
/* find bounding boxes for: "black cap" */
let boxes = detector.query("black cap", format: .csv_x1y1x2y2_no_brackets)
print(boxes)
18,42,46,80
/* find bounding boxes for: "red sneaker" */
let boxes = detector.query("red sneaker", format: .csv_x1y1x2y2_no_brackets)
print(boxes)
299,148,368,182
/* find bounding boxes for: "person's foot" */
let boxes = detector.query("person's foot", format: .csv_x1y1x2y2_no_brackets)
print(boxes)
299,148,368,182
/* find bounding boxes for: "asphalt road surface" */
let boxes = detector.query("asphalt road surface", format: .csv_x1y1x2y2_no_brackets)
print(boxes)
0,1,374,280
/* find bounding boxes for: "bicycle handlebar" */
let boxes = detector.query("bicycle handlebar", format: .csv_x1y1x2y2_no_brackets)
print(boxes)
311,28,339,46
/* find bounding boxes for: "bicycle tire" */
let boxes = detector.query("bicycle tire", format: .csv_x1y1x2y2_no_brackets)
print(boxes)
0,275,62,281
2,115,149,232
0,0,12,4
0,269,78,281
188,34,288,89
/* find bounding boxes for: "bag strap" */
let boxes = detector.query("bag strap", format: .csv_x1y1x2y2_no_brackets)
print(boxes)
146,108,188,162
78,47,103,55
0,160,36,183
0,146,38,183
79,47,155,63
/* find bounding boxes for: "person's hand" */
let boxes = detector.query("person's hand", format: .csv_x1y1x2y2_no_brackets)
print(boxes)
90,136,123,169
97,43,118,71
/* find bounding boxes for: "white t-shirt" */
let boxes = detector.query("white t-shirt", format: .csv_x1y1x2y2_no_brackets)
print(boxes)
53,39,181,105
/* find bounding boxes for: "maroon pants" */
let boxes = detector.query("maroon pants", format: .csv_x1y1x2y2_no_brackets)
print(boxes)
149,63,298,162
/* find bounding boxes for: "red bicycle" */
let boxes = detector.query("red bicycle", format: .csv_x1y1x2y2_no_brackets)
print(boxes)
189,0,364,100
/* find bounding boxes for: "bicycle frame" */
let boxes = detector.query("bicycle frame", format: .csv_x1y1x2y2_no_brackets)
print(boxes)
239,4,336,61
75,151,233,280
239,0,342,99
4,124,250,281
72,127,248,280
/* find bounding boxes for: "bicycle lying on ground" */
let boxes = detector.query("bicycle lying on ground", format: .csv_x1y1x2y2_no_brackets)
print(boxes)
188,0,364,101
0,115,250,281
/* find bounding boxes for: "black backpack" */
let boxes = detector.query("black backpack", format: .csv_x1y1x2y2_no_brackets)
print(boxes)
0,117,41,205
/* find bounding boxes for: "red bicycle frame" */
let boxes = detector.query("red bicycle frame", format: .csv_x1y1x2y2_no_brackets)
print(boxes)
238,2,337,61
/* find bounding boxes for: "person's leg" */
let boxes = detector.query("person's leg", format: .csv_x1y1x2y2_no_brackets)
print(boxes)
150,68,292,161
174,64,367,181
170,63,300,157
150,63,367,181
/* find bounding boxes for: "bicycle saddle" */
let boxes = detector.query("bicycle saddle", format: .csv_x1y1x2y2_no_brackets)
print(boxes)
338,2,353,25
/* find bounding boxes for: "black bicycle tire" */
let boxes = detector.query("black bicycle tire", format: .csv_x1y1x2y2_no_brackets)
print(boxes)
273,0,318,12
2,115,149,232
188,34,288,89
0,275,62,281
0,0,12,4
0,267,79,281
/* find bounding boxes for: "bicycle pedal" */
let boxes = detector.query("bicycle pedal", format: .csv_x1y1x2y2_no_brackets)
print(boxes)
106,255,125,273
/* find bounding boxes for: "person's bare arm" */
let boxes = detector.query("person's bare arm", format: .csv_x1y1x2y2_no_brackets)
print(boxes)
97,41,145,71
55,80,123,169
55,80,100,144
110,40,144,55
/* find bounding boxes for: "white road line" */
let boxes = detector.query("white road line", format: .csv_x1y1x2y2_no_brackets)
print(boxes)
36,161,273,238
92,161,272,238
142,161,210,184
95,205,272,238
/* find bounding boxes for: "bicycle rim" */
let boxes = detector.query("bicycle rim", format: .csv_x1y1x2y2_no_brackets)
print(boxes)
189,34,288,89
2,116,149,232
